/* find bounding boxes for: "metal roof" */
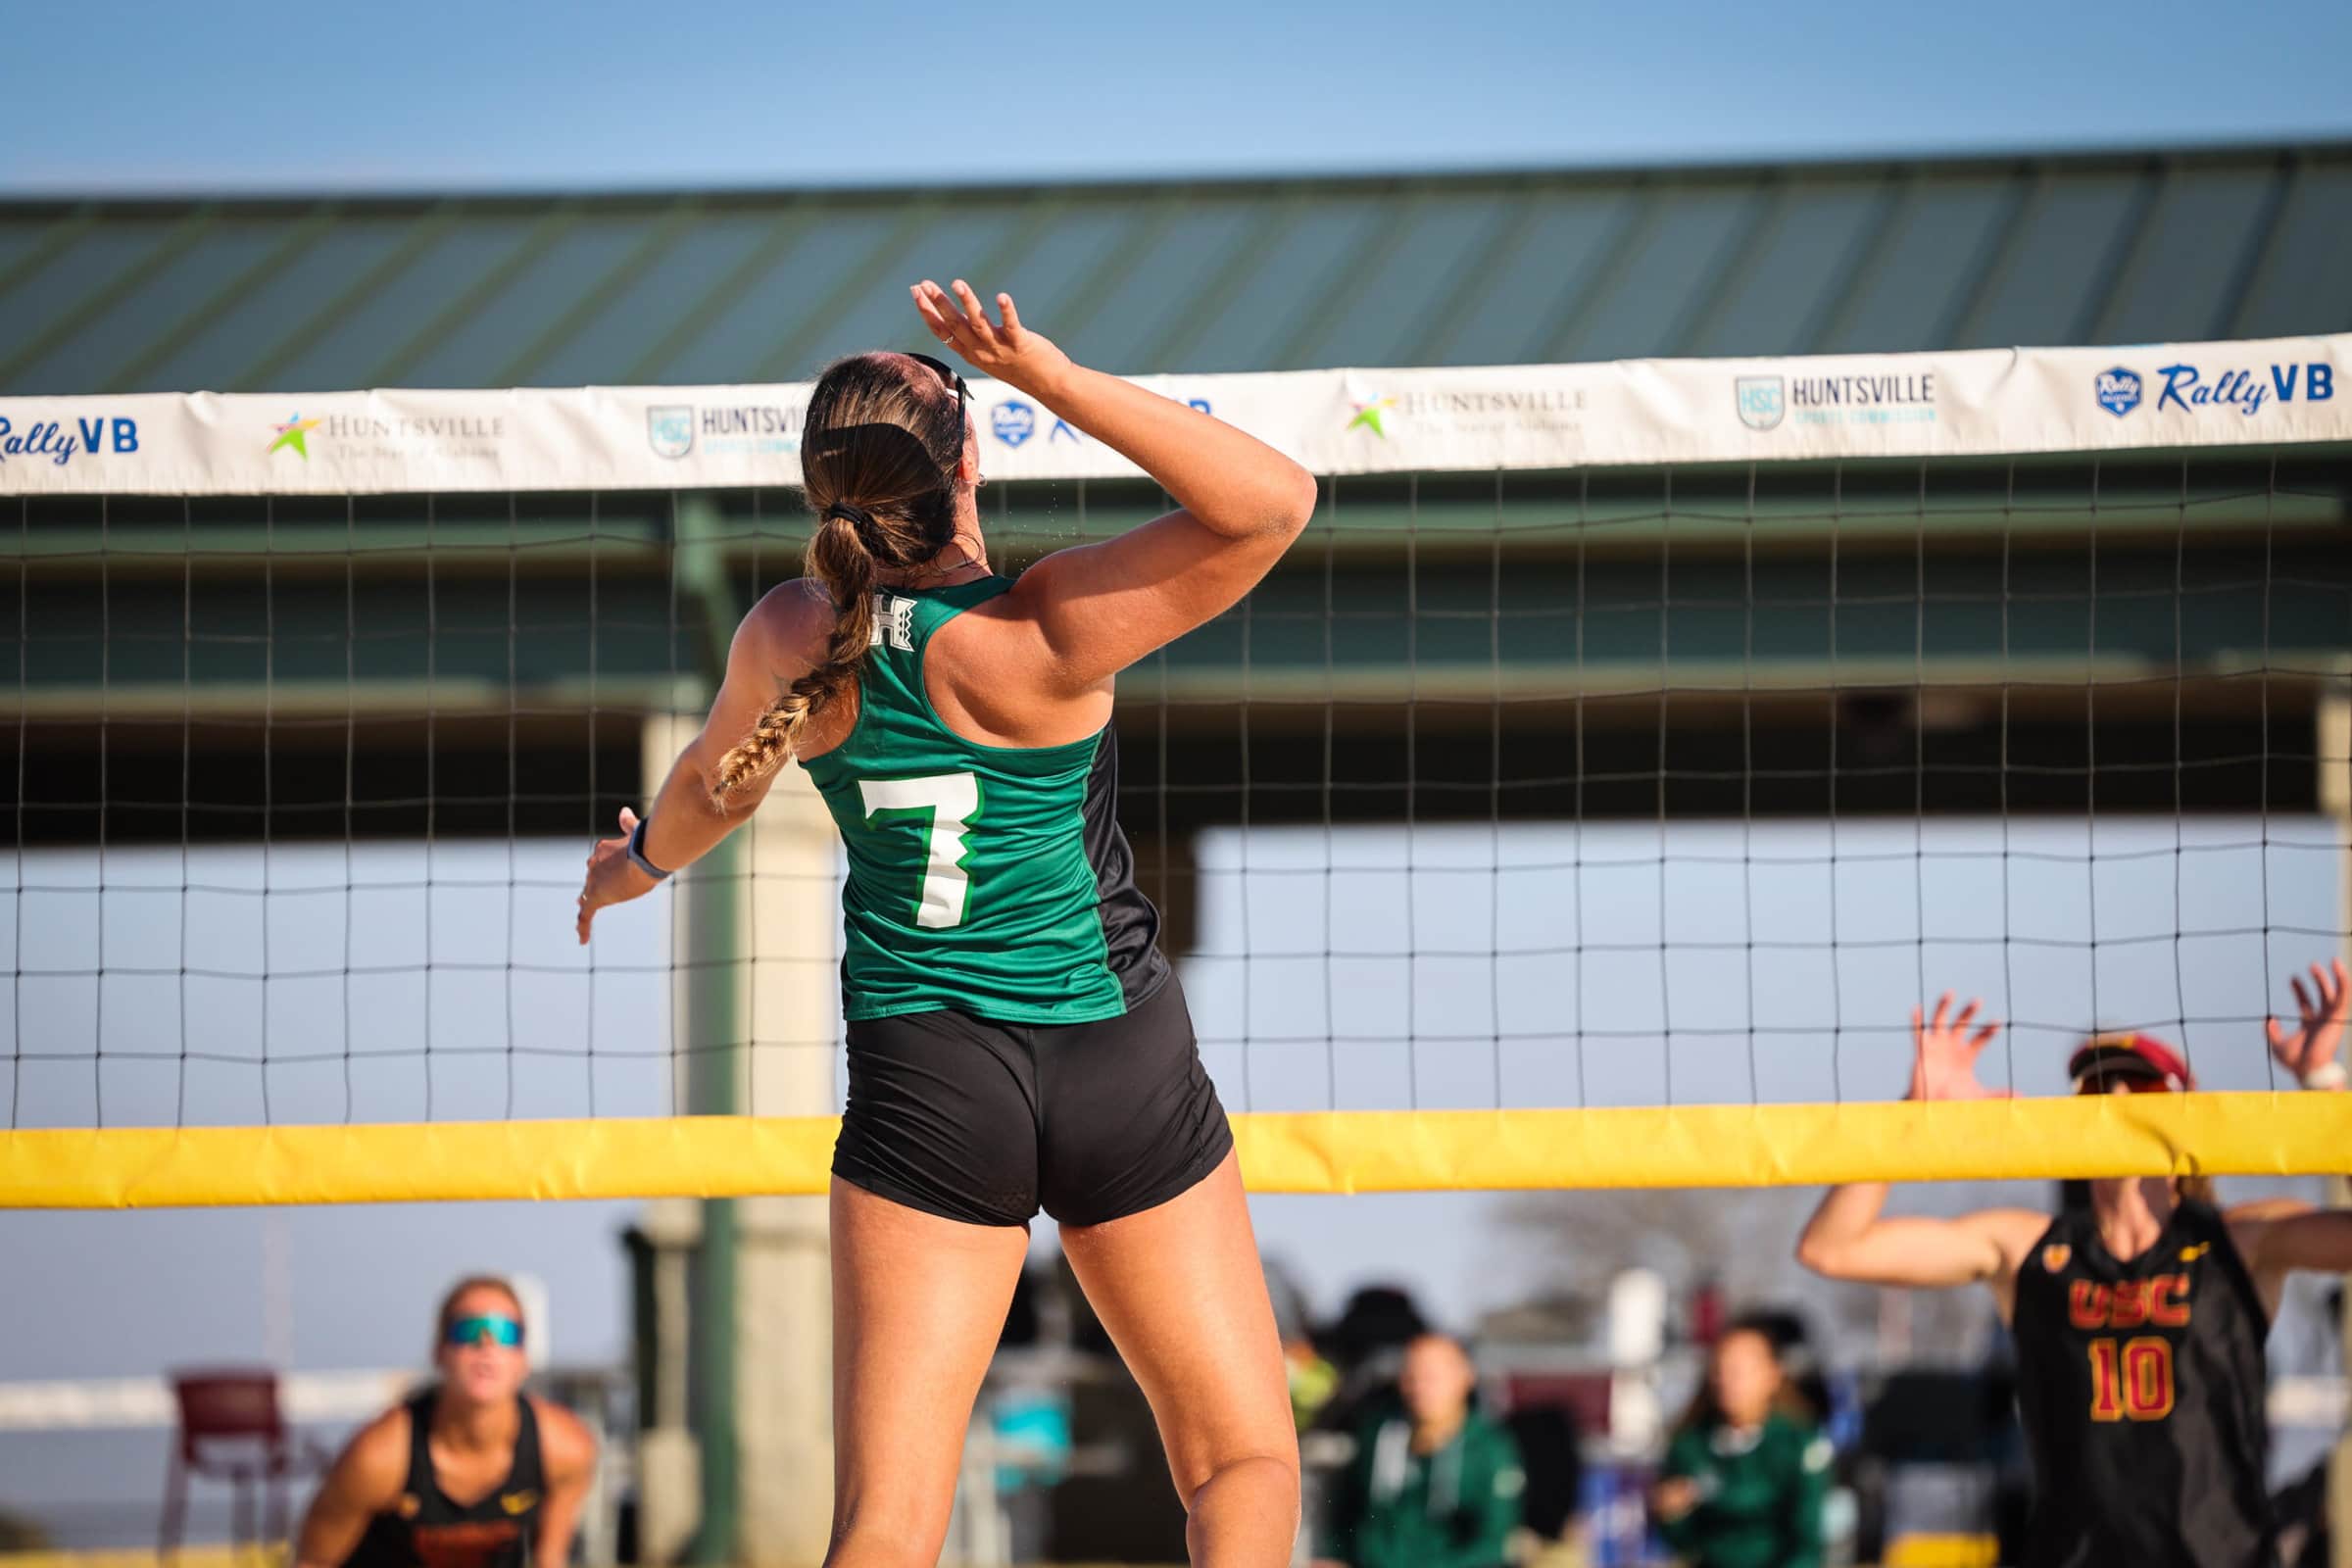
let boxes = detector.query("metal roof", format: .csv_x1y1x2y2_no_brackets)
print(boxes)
2,142,2347,397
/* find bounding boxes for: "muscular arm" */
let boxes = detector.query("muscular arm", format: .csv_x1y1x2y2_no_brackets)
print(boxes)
913,282,1317,696
294,1412,410,1568
575,587,822,942
1796,1183,2046,1318
636,585,823,872
2231,1202,2352,1318
530,1399,600,1567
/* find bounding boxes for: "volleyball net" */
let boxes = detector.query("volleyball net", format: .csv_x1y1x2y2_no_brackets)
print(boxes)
5,336,2351,1206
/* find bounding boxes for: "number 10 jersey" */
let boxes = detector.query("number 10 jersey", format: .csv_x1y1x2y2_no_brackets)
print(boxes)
2011,1196,2275,1568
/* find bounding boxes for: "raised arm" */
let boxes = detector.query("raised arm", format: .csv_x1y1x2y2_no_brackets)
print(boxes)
574,585,823,942
1795,996,2046,1312
293,1411,408,1568
911,280,1318,692
2231,958,2352,1310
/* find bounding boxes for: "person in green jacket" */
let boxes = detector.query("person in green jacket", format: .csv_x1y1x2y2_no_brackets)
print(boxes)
1316,1334,1525,1568
1651,1320,1831,1568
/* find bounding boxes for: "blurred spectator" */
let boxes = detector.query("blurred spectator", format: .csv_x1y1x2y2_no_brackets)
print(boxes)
1503,1403,1586,1568
1314,1285,1431,1435
1651,1319,1830,1568
1316,1334,1524,1568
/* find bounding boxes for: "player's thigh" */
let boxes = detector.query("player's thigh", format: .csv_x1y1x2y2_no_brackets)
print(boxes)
1058,1152,1297,1501
829,1176,1029,1550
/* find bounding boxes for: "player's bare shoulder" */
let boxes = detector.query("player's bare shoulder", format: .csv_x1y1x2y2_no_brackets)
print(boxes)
331,1401,416,1502
744,578,836,669
529,1395,599,1483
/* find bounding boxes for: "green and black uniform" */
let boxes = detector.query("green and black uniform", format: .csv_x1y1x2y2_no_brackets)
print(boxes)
1319,1410,1525,1568
808,580,1228,1226
1655,1410,1830,1568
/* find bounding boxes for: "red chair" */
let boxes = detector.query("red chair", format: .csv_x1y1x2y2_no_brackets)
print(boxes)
160,1369,330,1559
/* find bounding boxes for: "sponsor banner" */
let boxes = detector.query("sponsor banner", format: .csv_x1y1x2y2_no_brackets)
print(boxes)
1,334,2345,496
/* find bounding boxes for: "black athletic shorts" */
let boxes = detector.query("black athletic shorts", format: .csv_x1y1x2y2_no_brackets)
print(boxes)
832,974,1233,1228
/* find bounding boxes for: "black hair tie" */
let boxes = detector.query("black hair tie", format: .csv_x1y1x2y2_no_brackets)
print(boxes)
823,501,876,530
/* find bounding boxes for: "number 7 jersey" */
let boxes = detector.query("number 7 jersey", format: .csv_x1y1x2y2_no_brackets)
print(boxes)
2010,1197,2275,1568
800,578,1169,1025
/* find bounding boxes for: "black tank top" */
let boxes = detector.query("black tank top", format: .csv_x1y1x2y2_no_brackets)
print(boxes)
2011,1199,2275,1568
344,1390,545,1568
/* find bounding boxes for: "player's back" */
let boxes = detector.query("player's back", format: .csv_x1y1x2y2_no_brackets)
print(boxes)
2010,1198,2274,1568
799,578,1166,1025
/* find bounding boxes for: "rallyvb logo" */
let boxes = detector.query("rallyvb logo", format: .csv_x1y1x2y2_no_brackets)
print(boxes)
0,414,140,466
2096,361,2334,418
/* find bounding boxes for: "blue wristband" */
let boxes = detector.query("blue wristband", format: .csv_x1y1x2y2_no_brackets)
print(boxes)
626,816,672,881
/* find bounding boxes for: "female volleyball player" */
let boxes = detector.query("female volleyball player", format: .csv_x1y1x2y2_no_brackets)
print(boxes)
575,281,1316,1567
1796,960,2352,1568
295,1276,598,1568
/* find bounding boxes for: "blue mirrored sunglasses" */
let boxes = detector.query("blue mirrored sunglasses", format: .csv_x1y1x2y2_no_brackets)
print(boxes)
445,1314,524,1348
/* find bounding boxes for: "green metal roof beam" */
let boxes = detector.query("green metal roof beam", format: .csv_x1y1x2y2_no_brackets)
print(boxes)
749,200,942,382
1808,173,1920,350
2077,162,2168,346
1937,162,2043,349
2220,151,2304,341
1538,186,1657,361
1045,194,1190,350
1270,191,1424,369
107,205,345,392
0,202,100,306
368,201,586,386
495,200,703,386
1396,189,1546,367
1139,199,1306,370
0,203,220,388
622,200,815,383
1667,182,1786,357
232,202,465,391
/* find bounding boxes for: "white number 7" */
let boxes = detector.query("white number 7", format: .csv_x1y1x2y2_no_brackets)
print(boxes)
858,773,980,929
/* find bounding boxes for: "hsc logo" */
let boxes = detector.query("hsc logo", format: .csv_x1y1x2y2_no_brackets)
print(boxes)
1735,377,1784,431
0,415,141,466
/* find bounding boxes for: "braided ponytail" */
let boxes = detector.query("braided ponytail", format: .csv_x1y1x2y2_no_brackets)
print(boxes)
706,352,966,806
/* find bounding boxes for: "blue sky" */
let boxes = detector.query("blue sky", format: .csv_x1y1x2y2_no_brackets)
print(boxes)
5,0,2350,194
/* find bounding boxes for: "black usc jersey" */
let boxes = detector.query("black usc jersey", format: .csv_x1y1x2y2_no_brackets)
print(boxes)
344,1390,544,1568
2011,1198,2274,1568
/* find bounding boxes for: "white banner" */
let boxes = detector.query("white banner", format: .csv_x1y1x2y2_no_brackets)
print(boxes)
1,334,2344,496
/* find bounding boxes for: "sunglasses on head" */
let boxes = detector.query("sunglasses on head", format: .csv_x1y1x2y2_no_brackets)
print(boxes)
445,1314,524,1348
905,352,970,436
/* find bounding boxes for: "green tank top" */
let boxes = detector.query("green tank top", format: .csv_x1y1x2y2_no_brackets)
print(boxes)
800,577,1167,1024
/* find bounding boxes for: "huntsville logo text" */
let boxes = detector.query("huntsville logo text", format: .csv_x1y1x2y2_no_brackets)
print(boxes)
319,415,505,440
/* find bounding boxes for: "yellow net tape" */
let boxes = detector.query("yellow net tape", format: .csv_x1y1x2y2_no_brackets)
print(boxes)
4,1093,2346,1207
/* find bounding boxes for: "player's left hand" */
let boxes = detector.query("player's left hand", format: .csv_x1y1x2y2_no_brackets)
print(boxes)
2266,957,2350,1085
576,806,660,943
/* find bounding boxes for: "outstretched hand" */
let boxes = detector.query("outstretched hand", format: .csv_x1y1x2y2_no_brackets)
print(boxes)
1907,993,2007,1102
909,280,1071,398
576,806,658,944
2266,957,2350,1084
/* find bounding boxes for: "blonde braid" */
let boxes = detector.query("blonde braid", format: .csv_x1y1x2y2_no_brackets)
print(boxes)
708,514,878,805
